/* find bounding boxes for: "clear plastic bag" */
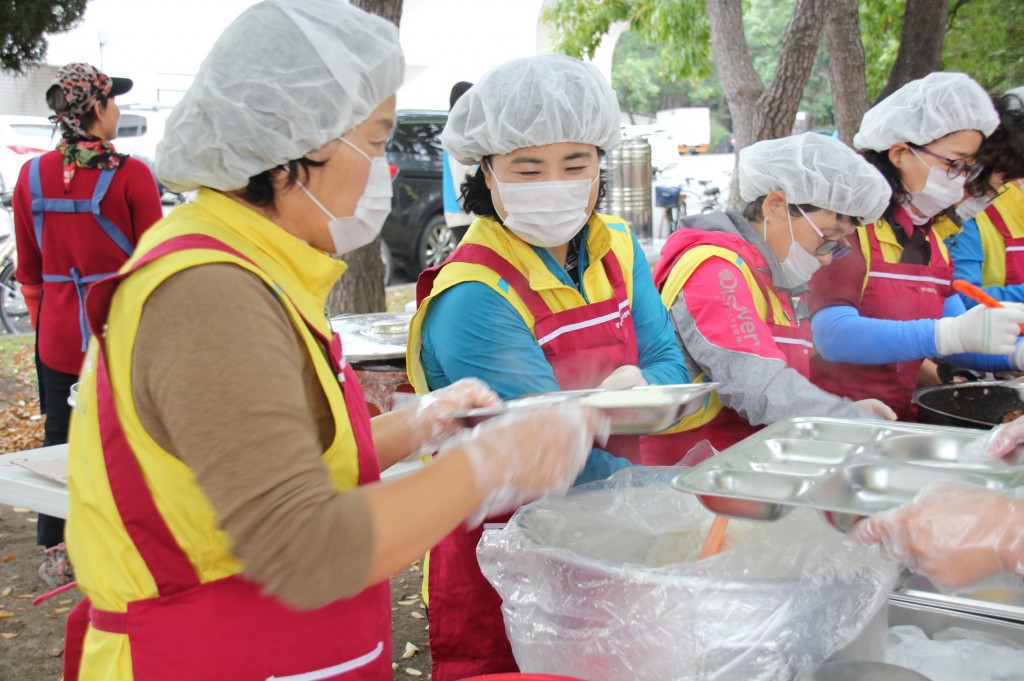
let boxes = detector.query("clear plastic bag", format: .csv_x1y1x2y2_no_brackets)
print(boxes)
886,625,1024,681
477,467,898,681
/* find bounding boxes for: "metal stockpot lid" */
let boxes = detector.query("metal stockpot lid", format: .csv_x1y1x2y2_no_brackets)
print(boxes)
800,661,931,681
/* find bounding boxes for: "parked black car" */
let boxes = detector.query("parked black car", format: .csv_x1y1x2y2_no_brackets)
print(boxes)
382,110,468,279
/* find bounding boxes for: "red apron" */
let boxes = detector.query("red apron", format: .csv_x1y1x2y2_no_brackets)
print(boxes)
640,234,813,463
64,235,392,681
810,223,952,421
984,203,1024,285
417,242,640,680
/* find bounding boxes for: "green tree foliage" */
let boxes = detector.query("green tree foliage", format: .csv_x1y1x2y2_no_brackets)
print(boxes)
1,0,90,73
943,0,1024,92
859,0,903,100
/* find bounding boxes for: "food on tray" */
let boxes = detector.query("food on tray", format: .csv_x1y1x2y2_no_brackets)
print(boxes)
1002,408,1023,424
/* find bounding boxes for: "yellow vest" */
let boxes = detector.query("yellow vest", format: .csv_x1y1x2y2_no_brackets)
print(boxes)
654,243,792,434
406,213,638,394
855,215,953,296
974,183,1024,287
66,189,362,679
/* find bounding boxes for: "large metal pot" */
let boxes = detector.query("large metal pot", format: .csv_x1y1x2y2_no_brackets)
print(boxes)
913,381,1024,430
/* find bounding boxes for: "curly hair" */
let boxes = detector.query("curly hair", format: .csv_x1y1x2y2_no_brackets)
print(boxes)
967,93,1024,197
860,148,909,214
459,155,608,221
237,157,327,209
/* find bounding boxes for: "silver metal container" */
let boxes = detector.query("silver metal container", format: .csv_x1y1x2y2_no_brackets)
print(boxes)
670,417,1024,532
601,137,652,238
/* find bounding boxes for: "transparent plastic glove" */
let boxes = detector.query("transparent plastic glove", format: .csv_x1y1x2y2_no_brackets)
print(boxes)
850,483,1024,589
961,415,1024,462
853,398,898,420
443,403,611,526
598,365,648,390
398,378,501,451
934,304,1024,356
1011,342,1024,371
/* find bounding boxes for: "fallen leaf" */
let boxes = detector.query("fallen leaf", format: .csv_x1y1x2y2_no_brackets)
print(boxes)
57,599,73,605
397,598,419,606
0,612,12,619
391,663,399,672
13,595,34,600
52,607,70,614
1,633,17,639
409,611,425,619
404,668,422,677
1,588,11,597
0,556,15,563
50,646,63,656
401,642,420,659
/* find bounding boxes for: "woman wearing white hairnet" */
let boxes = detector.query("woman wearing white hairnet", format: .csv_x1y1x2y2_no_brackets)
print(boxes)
406,54,689,679
60,3,606,680
640,134,897,464
808,72,1024,420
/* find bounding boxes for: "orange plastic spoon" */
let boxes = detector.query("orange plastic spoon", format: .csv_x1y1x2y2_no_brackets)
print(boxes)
953,279,1024,335
699,516,730,559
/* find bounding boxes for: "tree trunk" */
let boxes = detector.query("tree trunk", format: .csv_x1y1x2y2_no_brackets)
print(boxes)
707,0,826,207
324,0,404,316
826,0,870,146
875,0,949,103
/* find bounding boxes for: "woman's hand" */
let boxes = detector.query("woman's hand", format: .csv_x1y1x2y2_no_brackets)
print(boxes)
853,398,897,420
598,365,648,390
850,483,1024,588
443,403,610,524
401,378,501,450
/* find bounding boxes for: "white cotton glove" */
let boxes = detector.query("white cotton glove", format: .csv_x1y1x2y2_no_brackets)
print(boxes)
850,483,1024,589
442,403,611,526
853,399,897,420
934,304,1024,356
397,378,501,451
598,365,649,390
1011,341,1024,371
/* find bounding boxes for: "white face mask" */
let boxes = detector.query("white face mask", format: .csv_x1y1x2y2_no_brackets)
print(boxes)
299,137,393,255
764,207,822,289
488,161,597,248
906,148,967,224
955,195,993,223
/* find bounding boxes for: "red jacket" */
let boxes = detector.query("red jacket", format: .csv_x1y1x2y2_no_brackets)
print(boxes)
13,149,163,374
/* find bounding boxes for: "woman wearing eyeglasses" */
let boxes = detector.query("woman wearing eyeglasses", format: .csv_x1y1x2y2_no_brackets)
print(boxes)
807,72,1024,421
640,134,896,464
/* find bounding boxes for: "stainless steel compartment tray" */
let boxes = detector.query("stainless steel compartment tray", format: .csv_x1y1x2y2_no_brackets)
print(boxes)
450,383,718,435
669,416,1024,531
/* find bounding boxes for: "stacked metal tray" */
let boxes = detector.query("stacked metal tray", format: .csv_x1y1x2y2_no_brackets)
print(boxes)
670,416,1024,532
451,383,718,435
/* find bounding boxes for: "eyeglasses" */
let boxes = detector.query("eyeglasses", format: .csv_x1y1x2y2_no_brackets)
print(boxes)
795,206,852,259
909,144,984,182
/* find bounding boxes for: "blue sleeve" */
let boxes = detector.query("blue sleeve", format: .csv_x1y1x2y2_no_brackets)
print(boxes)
811,305,938,364
628,231,690,386
949,220,1024,307
421,281,632,484
948,218,984,304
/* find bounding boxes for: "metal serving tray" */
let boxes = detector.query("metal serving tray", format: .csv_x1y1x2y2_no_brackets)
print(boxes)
451,383,718,435
670,416,1024,532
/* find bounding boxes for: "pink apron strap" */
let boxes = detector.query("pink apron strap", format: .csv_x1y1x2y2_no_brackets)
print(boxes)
985,203,1012,239
419,243,554,321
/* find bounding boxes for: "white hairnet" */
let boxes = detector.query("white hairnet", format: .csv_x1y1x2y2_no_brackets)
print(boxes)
853,72,998,152
738,133,892,224
157,0,404,193
441,54,621,165
1006,86,1024,111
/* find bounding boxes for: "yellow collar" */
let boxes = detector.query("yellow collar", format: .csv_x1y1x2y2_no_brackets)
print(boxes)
192,189,347,307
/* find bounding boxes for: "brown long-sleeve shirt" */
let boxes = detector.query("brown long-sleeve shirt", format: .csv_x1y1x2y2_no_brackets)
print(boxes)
131,263,374,609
